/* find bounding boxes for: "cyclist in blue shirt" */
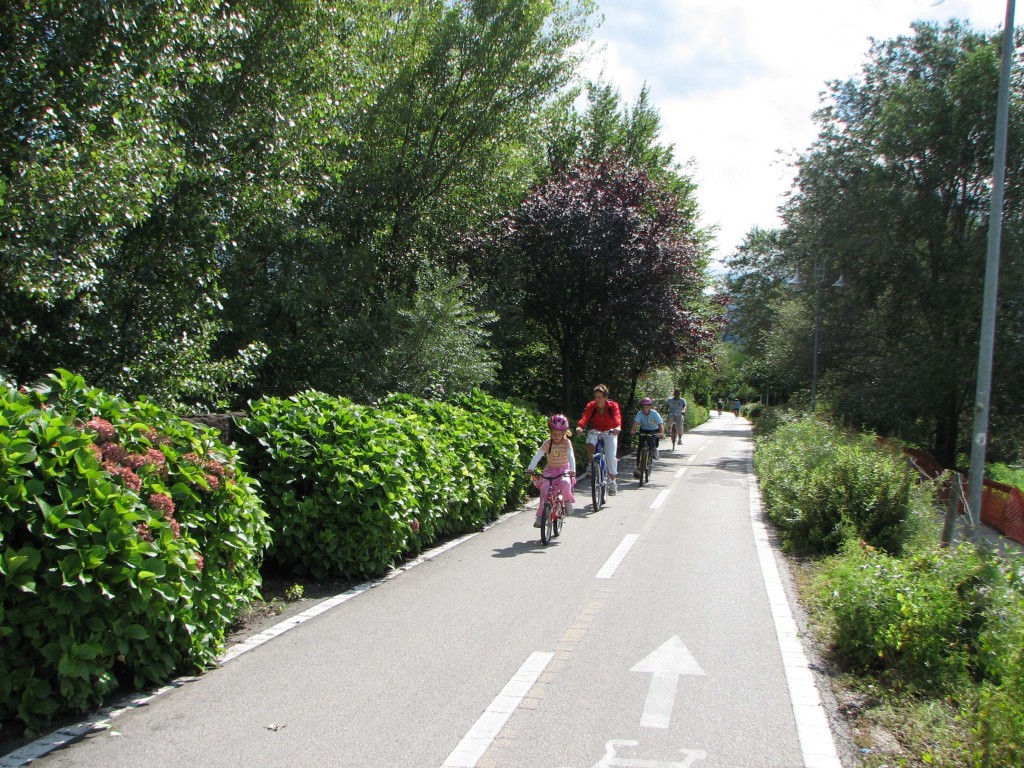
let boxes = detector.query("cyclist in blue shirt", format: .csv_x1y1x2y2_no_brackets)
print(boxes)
631,397,664,477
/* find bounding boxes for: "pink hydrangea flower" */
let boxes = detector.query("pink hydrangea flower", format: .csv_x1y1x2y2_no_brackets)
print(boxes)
85,418,116,444
121,453,147,470
195,554,205,571
101,443,127,464
147,493,175,518
411,519,421,534
136,523,154,542
203,473,221,492
168,517,181,538
105,463,142,492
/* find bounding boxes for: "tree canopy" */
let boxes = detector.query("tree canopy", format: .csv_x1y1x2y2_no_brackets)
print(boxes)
727,20,1024,465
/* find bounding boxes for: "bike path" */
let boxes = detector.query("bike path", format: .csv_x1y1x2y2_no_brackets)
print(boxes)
8,415,847,768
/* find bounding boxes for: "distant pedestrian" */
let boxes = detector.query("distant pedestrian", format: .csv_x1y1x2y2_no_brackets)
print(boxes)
732,398,741,417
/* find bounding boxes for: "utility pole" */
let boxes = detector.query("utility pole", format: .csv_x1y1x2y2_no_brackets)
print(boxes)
967,0,1015,530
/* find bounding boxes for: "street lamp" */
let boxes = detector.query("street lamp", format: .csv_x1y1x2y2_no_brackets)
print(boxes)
787,263,847,411
966,0,1015,533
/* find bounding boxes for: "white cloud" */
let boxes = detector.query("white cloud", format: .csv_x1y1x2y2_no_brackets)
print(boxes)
584,0,1010,260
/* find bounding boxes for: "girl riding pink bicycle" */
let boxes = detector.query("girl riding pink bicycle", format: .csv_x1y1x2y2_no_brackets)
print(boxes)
525,414,577,528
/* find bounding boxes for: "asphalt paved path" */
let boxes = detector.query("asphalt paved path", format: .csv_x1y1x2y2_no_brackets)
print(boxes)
11,414,844,768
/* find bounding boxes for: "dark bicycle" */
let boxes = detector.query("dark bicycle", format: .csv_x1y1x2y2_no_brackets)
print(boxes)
587,429,612,511
635,428,659,486
533,470,569,545
668,414,683,451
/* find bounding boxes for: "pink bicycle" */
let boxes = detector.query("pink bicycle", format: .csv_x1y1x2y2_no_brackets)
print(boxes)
532,470,570,545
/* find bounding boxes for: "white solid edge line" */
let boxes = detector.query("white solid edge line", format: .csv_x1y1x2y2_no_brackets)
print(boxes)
0,512,520,768
747,454,843,768
441,652,554,768
596,534,640,579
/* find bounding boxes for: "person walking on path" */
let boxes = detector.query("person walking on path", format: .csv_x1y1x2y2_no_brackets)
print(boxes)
576,384,622,495
665,389,687,447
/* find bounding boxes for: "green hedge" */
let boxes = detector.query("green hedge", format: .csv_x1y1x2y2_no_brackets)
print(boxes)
754,417,914,555
238,389,543,580
0,371,269,733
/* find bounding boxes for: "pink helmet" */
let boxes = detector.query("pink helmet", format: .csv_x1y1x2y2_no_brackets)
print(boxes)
640,397,653,406
548,413,569,430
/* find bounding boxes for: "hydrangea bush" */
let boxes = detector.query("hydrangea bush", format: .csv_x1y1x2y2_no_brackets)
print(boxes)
0,371,269,733
238,389,542,580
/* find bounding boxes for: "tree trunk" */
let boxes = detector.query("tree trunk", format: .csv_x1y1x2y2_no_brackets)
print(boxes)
932,395,961,468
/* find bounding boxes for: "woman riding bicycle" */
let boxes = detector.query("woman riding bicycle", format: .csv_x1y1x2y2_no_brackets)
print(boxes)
575,384,622,495
525,414,576,527
632,397,664,478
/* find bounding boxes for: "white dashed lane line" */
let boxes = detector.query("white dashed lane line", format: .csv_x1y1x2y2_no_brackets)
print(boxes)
596,534,640,579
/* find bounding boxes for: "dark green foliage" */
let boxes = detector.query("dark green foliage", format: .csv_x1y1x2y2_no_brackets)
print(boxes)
730,22,1024,466
238,389,543,580
755,417,913,554
0,371,269,733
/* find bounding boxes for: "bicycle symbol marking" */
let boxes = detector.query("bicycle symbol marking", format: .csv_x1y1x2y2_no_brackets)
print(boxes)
589,739,708,768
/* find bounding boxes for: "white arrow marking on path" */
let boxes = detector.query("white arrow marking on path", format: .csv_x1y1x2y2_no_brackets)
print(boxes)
631,637,705,729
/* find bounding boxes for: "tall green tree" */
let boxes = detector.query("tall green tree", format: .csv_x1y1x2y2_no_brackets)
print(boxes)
0,0,366,405
217,0,596,400
756,21,1024,464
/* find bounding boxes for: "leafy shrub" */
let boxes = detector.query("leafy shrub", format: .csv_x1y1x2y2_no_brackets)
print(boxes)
750,406,796,438
755,417,914,554
444,389,542,510
816,540,997,691
987,462,1024,492
0,371,268,733
975,569,1024,766
684,398,708,430
238,389,542,580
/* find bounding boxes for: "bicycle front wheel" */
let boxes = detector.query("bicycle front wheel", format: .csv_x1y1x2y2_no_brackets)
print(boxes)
590,458,601,510
552,501,563,537
540,502,552,545
638,446,650,487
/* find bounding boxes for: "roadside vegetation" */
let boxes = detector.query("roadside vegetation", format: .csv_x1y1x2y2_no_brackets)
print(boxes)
4,2,1024,764
0,373,543,739
755,411,1024,767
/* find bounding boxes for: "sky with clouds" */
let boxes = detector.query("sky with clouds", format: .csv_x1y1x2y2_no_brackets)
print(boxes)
583,0,1011,262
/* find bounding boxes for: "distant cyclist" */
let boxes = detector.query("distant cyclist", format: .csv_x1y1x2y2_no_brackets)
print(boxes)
576,384,622,495
665,389,687,447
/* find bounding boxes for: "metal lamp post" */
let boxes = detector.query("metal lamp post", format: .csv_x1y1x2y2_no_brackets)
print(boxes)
787,263,847,411
967,0,1015,531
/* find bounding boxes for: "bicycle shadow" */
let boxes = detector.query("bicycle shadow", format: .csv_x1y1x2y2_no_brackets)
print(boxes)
491,539,556,558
